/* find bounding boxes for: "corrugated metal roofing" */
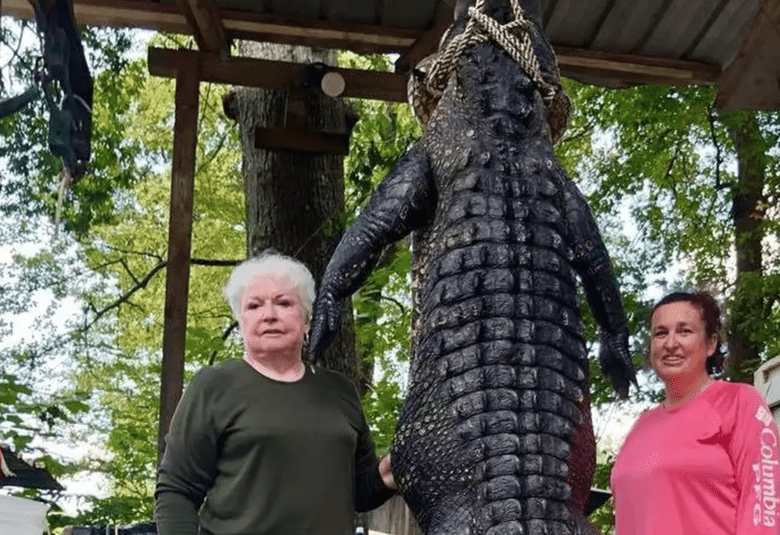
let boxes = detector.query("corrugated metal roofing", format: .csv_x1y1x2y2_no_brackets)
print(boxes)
200,0,774,108
2,0,778,108
194,0,761,66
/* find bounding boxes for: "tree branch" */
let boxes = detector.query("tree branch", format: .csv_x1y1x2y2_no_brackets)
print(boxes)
208,321,239,366
102,245,164,261
708,103,731,191
559,104,601,146
0,21,32,83
79,257,240,333
379,294,407,316
194,127,231,176
83,260,168,331
663,145,679,198
190,258,242,266
119,258,140,286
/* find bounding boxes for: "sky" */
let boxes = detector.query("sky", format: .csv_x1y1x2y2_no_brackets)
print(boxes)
0,221,111,513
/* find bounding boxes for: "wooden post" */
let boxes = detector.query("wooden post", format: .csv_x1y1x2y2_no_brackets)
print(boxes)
365,495,423,535
157,58,200,466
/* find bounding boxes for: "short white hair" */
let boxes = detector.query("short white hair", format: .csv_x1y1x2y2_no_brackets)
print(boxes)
223,251,316,322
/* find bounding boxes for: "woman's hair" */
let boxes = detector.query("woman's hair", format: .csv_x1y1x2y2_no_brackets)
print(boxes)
650,291,726,375
223,250,316,322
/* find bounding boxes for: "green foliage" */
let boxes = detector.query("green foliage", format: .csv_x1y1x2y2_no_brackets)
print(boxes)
338,51,423,446
0,24,143,237
2,25,243,527
340,52,423,215
56,65,244,525
590,454,616,534
0,373,33,448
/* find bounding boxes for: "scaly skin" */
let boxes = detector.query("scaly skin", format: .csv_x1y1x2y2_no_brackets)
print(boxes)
310,2,635,533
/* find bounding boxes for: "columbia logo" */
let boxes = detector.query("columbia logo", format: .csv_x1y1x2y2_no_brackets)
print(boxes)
756,405,773,427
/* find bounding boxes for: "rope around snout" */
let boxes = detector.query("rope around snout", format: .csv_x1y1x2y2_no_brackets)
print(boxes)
408,0,571,144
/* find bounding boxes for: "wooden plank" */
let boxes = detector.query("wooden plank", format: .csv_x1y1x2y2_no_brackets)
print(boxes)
2,0,189,32
716,0,780,110
157,57,200,465
148,47,408,103
254,126,350,154
1,0,419,54
221,10,418,54
177,0,227,52
147,45,721,103
395,9,453,74
366,495,423,535
555,45,722,85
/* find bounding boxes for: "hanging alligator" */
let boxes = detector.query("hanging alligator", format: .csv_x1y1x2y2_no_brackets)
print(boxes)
310,0,636,533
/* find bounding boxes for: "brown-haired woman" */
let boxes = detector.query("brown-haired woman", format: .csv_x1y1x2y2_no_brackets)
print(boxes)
611,291,780,534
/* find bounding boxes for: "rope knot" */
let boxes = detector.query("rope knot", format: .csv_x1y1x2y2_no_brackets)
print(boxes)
408,0,570,143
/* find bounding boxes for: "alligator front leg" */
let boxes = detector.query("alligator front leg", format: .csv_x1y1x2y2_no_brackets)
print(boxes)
309,144,436,360
562,180,636,399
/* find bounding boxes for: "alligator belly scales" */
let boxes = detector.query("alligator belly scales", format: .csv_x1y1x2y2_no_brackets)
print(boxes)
310,2,635,534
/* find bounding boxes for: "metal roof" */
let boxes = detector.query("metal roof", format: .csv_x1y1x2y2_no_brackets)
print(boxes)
0,445,64,491
2,0,778,108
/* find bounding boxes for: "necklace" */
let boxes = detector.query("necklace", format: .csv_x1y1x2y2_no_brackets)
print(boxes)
662,378,714,409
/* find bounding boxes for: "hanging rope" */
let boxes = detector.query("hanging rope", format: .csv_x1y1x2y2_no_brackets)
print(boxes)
408,0,570,143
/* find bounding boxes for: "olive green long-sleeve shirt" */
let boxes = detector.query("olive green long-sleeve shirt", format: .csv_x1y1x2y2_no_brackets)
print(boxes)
155,359,393,535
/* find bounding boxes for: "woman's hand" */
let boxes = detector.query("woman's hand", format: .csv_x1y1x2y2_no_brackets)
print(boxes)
379,455,396,490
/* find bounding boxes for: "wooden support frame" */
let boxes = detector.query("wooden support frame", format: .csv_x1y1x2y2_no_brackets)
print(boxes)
157,56,200,464
148,47,409,103
147,45,723,106
254,126,350,154
556,46,721,86
176,0,226,53
3,0,726,95
2,0,723,91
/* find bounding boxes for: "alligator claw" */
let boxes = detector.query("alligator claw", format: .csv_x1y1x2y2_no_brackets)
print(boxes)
309,289,340,363
599,329,636,399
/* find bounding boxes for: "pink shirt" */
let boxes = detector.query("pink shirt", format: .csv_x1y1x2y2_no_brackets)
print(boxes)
611,381,780,535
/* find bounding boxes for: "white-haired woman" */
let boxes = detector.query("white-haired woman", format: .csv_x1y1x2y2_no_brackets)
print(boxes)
155,251,395,535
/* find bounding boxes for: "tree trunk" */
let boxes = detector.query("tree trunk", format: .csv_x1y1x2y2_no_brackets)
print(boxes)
725,111,767,382
223,42,366,389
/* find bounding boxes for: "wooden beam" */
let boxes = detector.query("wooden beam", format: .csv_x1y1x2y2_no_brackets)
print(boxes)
255,126,350,154
148,47,408,103
395,10,453,74
2,0,189,32
157,56,200,465
221,9,419,55
1,0,419,54
177,0,227,53
555,46,721,86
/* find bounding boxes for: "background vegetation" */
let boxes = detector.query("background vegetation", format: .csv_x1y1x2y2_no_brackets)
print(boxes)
0,20,777,534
